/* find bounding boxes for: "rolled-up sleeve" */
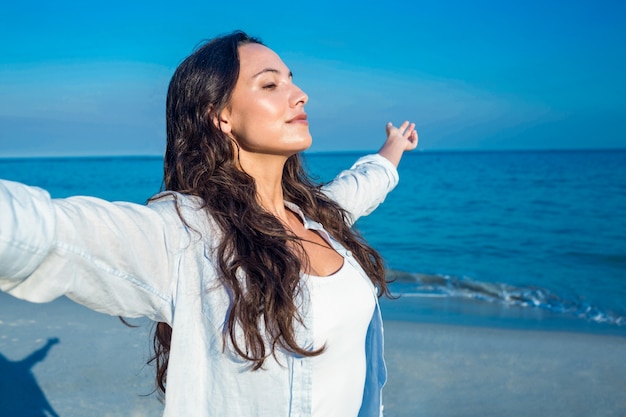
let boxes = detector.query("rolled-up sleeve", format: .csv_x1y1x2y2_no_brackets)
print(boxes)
0,179,184,322
322,154,399,226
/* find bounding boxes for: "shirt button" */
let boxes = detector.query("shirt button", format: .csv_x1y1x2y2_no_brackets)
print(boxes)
346,251,352,257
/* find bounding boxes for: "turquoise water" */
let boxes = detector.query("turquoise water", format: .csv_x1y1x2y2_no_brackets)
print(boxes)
1,150,625,335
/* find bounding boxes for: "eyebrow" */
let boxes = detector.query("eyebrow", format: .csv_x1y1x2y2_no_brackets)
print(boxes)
252,68,293,79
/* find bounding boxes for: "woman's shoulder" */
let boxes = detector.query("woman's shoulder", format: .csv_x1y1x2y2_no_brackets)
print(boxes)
149,191,205,211
148,191,209,223
147,191,220,238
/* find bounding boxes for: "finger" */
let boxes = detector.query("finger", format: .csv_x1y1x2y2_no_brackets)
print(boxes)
399,121,410,133
404,123,416,137
386,122,394,135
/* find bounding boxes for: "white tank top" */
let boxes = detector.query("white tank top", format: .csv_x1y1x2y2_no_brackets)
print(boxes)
304,259,376,417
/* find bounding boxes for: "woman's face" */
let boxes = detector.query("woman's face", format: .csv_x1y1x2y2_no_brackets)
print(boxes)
219,43,311,157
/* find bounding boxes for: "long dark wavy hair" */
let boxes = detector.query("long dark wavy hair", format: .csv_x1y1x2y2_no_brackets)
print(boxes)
150,30,390,395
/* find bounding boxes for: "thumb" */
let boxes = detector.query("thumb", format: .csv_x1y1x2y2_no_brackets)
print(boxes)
385,122,393,135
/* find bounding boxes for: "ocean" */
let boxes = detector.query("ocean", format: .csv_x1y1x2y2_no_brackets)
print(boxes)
1,150,625,336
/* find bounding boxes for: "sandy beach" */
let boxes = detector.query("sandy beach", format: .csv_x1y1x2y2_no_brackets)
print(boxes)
383,321,626,417
1,293,625,417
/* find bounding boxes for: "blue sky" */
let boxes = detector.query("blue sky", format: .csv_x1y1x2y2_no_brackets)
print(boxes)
1,0,625,156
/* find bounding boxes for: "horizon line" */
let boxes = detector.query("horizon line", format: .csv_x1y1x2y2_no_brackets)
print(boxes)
1,147,626,160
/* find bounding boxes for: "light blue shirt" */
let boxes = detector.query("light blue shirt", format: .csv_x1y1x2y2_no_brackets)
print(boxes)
0,154,399,417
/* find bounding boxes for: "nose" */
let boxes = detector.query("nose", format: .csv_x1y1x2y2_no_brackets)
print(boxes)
290,83,308,107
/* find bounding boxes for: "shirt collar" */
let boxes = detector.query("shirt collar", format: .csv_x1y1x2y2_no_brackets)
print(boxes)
283,201,325,232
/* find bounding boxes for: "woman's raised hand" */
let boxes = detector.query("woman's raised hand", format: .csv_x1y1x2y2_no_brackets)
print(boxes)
377,121,419,167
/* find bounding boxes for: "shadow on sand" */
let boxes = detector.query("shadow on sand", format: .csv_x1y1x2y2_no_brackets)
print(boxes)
0,337,60,417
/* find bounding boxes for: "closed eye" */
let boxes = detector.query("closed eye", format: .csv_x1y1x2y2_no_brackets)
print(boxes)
262,83,277,90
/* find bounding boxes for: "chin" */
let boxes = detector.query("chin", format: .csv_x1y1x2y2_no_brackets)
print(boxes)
300,136,313,150
286,135,312,153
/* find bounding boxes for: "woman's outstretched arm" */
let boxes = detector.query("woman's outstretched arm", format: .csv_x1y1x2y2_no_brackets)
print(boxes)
0,180,187,322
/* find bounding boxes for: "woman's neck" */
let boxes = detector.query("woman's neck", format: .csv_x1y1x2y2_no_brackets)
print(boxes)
236,149,290,221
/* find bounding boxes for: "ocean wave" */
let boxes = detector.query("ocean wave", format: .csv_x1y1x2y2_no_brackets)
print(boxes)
387,270,626,327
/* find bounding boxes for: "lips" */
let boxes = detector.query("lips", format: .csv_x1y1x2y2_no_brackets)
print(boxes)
287,113,308,123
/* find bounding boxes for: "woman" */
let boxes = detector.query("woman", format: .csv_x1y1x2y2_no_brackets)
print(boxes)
0,31,417,416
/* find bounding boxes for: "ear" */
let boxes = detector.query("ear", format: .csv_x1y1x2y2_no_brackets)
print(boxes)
212,107,233,135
